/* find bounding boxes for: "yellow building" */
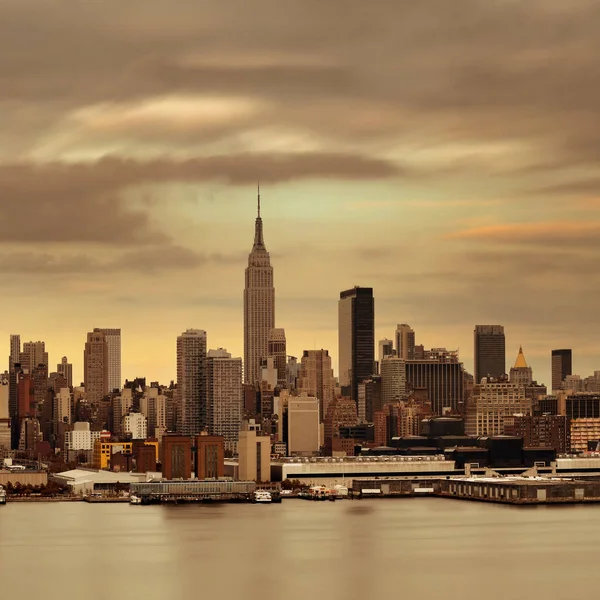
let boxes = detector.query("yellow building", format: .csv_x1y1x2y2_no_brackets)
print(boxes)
92,440,133,470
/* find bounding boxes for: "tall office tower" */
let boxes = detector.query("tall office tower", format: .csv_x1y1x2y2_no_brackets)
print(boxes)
19,341,48,373
380,356,407,405
32,363,48,413
552,349,572,393
205,348,243,454
338,286,375,402
267,328,287,388
97,328,121,392
474,325,506,383
378,339,394,365
244,188,275,385
395,324,415,360
405,355,467,415
176,329,207,437
83,329,109,404
57,356,73,388
0,374,10,449
9,334,20,373
297,349,335,422
509,346,533,387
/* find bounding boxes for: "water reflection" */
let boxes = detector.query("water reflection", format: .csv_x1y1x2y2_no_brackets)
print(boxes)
1,499,600,600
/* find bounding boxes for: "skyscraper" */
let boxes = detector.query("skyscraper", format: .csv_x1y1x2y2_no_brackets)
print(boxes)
97,328,121,392
9,334,20,373
176,329,207,437
244,187,275,385
552,349,572,393
297,349,335,421
378,339,394,365
205,348,242,454
338,286,375,402
395,324,415,360
268,328,287,388
474,325,506,383
84,330,109,404
57,356,73,388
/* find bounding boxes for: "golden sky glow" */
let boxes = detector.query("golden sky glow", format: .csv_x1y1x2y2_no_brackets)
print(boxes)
1,0,600,386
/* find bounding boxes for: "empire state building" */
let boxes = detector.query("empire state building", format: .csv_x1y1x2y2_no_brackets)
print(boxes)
244,188,275,385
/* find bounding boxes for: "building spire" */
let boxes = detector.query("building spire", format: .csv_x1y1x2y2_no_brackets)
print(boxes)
252,184,265,251
257,181,261,218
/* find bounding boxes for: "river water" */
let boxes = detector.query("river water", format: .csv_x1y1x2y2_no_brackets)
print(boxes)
1,498,598,600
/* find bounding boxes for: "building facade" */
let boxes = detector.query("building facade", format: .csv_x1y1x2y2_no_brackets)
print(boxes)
395,324,415,360
205,348,243,454
161,435,192,479
238,421,271,482
474,325,505,383
243,190,275,386
297,349,335,422
57,356,73,388
176,329,207,437
84,329,109,404
287,396,320,456
380,356,407,405
268,328,287,389
338,286,375,402
468,379,531,437
97,329,121,392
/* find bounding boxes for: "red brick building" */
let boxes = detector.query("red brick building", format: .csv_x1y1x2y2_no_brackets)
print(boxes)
195,434,225,479
162,435,192,479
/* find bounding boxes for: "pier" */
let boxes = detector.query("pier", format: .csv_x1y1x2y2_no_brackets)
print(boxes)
351,476,600,505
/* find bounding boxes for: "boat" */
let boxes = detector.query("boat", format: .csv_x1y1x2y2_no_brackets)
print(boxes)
130,495,142,505
253,490,272,504
0,485,6,505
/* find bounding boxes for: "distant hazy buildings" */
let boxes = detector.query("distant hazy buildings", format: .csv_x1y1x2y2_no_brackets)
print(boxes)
205,348,242,454
395,324,415,360
338,286,375,402
297,349,335,421
474,325,506,382
176,329,207,437
378,339,394,365
552,349,572,393
84,329,108,404
97,328,121,392
244,190,275,386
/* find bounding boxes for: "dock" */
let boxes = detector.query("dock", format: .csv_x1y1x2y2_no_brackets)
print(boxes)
351,476,600,505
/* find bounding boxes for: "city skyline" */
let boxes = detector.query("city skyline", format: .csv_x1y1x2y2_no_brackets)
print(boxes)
1,2,600,388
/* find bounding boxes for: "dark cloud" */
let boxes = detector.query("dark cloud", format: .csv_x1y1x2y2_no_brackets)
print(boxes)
1,0,600,173
0,245,238,275
0,153,400,244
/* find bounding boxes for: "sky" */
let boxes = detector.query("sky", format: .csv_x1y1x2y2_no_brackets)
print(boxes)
1,0,599,387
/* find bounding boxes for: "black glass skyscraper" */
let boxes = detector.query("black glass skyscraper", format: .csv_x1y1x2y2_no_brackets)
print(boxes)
338,287,375,402
551,349,572,392
474,325,506,383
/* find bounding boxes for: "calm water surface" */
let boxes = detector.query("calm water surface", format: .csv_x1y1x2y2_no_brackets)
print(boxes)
1,498,599,600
